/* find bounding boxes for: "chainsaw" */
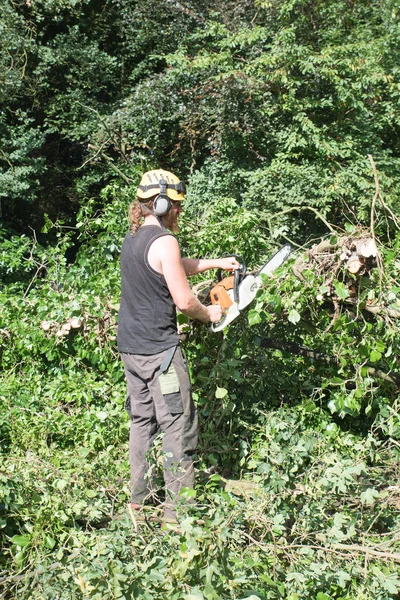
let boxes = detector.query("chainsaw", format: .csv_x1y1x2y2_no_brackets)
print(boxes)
210,244,292,332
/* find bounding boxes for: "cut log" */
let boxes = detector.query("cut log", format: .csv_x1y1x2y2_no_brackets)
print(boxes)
356,238,377,258
40,320,51,331
61,323,71,334
70,317,82,329
347,255,364,274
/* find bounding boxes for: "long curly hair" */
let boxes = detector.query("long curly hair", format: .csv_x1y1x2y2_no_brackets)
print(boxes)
128,198,154,235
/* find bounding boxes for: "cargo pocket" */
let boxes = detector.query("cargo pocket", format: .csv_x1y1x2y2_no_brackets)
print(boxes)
159,364,183,414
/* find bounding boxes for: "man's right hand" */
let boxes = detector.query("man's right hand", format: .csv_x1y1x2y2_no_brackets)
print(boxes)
206,305,224,323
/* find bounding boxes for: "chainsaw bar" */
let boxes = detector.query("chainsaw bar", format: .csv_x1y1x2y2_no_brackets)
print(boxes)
210,244,292,332
258,243,292,278
238,243,292,310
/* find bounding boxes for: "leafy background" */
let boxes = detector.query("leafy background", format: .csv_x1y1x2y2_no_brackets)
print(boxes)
1,0,400,598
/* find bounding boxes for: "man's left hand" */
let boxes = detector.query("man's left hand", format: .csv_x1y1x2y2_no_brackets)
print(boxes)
217,257,241,271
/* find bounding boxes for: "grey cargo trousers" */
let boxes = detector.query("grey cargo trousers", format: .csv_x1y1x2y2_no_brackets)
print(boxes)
121,345,198,520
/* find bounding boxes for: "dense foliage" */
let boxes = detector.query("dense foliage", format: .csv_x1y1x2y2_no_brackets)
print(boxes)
1,0,400,598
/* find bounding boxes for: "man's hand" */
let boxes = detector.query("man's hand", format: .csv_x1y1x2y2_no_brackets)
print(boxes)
216,257,240,271
206,305,224,323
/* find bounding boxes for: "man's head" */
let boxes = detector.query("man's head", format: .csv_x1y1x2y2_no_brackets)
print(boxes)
137,169,185,206
136,169,186,232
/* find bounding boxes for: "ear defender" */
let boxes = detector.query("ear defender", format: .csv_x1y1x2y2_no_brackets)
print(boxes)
153,179,172,216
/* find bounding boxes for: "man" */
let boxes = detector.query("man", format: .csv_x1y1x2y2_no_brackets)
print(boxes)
117,169,239,525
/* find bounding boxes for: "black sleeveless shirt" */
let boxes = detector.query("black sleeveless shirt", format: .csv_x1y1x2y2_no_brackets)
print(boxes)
117,225,179,354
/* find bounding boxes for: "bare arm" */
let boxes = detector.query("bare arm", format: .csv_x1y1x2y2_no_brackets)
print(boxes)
149,236,222,323
182,256,240,276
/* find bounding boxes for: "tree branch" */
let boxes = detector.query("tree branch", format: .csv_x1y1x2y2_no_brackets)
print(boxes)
344,298,400,319
267,206,335,233
260,337,400,388
88,144,133,184
234,530,400,563
260,337,337,364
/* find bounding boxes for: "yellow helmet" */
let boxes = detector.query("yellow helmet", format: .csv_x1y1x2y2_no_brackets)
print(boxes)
137,169,186,202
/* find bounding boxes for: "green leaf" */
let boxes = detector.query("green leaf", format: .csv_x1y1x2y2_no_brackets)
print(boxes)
55,479,68,491
177,312,190,325
287,572,306,583
336,570,351,588
360,488,380,505
215,387,228,399
375,340,385,353
180,487,197,499
333,281,349,300
288,309,301,324
14,551,25,567
383,576,400,594
11,535,31,547
43,534,56,549
248,309,261,326
260,573,285,592
369,350,382,363
96,411,108,421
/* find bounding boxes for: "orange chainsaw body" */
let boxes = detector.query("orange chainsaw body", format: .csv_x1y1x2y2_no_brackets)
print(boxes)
210,275,235,309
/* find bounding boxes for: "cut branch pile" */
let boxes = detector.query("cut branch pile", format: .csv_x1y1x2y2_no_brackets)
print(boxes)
294,231,400,321
294,232,378,282
39,302,118,343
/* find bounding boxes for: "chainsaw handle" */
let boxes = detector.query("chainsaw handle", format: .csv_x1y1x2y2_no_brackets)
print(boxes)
216,254,246,282
233,268,241,303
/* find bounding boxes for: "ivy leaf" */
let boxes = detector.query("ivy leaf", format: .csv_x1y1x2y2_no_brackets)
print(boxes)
333,281,349,300
96,411,108,421
369,350,382,363
337,570,351,588
360,488,379,505
85,489,96,498
288,309,301,324
248,309,261,326
383,576,400,594
318,284,329,295
55,479,68,491
287,572,306,583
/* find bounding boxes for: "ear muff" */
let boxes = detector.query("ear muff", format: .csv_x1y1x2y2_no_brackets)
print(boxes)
153,179,172,216
153,195,171,216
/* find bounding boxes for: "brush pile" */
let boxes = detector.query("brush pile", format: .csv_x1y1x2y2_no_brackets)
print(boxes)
293,230,400,321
